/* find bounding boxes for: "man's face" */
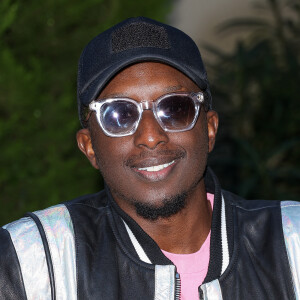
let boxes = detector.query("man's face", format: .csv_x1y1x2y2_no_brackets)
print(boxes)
77,62,218,219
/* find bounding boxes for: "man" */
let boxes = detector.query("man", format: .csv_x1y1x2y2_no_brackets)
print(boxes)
0,17,299,300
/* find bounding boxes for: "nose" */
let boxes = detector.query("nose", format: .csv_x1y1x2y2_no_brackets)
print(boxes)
133,111,169,149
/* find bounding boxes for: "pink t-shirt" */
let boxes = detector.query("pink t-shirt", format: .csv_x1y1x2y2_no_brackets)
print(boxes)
162,193,214,300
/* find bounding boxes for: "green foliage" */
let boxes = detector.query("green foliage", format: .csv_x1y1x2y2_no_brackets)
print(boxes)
207,0,300,199
0,0,172,225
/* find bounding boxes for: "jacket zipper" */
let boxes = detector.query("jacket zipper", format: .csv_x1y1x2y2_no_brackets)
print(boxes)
175,272,181,300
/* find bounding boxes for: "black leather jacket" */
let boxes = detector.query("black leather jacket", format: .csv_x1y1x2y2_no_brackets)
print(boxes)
0,168,299,299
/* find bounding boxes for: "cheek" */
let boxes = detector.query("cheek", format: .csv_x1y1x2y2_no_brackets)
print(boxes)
92,134,132,184
193,122,209,159
176,113,208,158
177,115,209,176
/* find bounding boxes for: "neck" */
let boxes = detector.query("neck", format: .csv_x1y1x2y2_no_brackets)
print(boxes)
116,179,212,254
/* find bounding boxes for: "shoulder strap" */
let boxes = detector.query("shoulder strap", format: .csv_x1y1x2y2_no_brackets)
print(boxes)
25,212,56,300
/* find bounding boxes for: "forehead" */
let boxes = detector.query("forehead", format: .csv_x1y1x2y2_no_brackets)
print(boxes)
98,62,200,99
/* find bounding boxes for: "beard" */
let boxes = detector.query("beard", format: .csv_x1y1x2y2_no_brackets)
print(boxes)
129,192,188,220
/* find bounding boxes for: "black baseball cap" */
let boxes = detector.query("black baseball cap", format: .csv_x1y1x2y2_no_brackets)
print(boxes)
77,16,212,126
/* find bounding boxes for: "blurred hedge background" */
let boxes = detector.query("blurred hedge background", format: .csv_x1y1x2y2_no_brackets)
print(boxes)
207,0,300,200
0,0,299,225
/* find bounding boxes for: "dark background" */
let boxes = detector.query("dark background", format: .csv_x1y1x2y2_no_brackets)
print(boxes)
0,0,299,225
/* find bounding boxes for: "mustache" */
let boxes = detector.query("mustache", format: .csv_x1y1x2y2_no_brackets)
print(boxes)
125,148,186,166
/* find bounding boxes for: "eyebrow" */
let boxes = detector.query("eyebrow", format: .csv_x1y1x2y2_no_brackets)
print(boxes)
100,85,185,99
163,85,184,93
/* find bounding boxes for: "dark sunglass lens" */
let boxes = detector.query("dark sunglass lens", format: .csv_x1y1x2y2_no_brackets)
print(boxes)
157,96,196,129
100,101,139,134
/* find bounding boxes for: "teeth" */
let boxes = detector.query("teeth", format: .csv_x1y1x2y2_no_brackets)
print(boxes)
138,160,175,172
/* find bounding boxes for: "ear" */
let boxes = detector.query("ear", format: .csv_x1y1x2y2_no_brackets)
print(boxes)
206,110,219,153
76,128,99,169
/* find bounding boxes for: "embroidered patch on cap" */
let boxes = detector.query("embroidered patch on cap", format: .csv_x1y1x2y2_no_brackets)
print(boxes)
111,22,170,53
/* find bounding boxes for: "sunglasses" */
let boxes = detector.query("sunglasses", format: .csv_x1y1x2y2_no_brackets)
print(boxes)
87,92,207,137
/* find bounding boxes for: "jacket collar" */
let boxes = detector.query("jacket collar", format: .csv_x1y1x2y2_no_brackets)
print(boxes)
105,167,231,281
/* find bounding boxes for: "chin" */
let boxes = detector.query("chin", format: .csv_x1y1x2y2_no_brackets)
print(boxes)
132,191,188,221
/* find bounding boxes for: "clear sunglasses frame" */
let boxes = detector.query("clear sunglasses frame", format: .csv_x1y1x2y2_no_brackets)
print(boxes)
88,92,205,137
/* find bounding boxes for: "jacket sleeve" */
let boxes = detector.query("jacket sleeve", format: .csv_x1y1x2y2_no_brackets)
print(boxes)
0,205,77,300
281,201,300,298
0,227,27,299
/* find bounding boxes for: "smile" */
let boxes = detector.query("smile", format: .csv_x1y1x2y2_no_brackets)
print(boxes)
132,159,179,182
137,160,175,172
